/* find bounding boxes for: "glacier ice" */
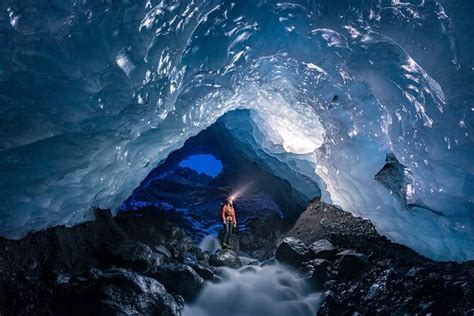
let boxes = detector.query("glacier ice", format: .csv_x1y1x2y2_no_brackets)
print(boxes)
0,0,473,261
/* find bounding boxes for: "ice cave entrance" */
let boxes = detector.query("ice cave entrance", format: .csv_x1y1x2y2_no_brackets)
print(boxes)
120,110,316,239
179,154,223,177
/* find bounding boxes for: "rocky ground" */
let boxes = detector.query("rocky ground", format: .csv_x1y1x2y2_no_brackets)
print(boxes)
0,200,472,315
0,205,286,315
279,200,474,315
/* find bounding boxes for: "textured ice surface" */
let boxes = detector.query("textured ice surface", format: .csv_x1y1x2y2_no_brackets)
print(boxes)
0,1,473,261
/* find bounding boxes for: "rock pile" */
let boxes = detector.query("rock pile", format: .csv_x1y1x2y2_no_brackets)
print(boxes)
280,202,474,315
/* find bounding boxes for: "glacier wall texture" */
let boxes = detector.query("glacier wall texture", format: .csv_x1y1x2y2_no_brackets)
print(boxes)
0,0,472,261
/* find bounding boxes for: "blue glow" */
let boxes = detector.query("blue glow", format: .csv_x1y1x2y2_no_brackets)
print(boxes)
179,154,223,177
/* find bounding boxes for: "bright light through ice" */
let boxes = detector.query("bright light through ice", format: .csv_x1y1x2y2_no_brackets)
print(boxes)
252,96,324,155
278,128,320,154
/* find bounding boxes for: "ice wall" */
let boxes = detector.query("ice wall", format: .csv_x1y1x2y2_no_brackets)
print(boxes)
0,0,472,261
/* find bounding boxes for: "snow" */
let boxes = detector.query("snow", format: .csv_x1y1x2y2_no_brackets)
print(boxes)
0,0,472,261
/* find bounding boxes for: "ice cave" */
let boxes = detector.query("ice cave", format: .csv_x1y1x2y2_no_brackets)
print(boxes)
0,0,473,315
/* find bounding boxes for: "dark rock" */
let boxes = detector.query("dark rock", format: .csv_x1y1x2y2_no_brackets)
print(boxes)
374,152,414,204
260,257,277,266
190,263,215,281
251,248,267,260
209,249,242,269
107,240,157,273
308,239,337,260
183,252,199,266
169,236,193,261
406,267,427,278
335,250,369,280
147,263,204,301
26,259,37,270
275,237,310,268
57,268,181,316
227,234,240,250
198,252,210,266
192,246,206,261
55,273,71,285
308,259,331,289
155,245,172,258
170,226,184,239
323,279,337,290
364,269,395,301
240,234,256,251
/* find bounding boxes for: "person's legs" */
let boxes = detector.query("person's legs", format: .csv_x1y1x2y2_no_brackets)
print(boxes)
223,220,230,244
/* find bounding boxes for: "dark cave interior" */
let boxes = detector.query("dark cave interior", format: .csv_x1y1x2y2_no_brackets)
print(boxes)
120,112,315,239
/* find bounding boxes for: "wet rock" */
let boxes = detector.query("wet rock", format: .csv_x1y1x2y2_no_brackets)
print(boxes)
169,236,193,261
198,252,210,266
26,259,37,270
260,257,277,266
209,249,242,269
192,246,206,261
147,263,204,301
364,269,395,301
308,259,331,289
189,262,215,281
170,226,184,239
240,234,256,251
251,248,267,260
335,250,369,280
406,266,427,278
107,240,158,273
275,237,310,268
57,268,181,316
55,273,71,285
155,244,172,258
308,239,337,260
183,252,199,266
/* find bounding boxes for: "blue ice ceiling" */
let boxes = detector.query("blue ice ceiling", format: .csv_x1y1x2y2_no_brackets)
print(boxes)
0,0,473,261
179,154,223,177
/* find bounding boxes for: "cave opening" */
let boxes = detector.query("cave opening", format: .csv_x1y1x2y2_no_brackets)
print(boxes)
179,154,223,178
119,110,320,241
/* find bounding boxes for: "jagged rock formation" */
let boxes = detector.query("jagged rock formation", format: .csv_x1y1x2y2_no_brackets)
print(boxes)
281,201,474,315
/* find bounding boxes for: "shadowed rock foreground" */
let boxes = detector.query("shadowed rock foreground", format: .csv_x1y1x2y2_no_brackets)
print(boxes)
0,201,472,315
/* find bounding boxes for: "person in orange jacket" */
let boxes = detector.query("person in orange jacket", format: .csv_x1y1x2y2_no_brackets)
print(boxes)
221,198,237,247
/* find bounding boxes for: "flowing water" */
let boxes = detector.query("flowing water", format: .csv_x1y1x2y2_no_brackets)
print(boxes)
198,234,222,253
184,263,322,316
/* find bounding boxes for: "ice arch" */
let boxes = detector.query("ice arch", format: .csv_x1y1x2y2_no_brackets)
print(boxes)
0,0,472,261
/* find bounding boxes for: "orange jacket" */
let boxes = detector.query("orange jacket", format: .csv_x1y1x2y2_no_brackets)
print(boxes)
221,204,237,225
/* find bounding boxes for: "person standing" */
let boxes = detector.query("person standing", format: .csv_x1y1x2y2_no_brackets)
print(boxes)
221,198,237,247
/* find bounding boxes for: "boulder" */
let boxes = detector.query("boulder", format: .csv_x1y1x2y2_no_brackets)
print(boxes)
155,245,172,258
308,239,337,260
192,246,206,261
169,236,193,261
189,263,215,281
209,249,242,269
335,250,369,280
240,233,256,251
107,240,158,273
275,237,310,268
251,248,267,260
147,263,205,301
57,268,181,316
308,259,331,289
